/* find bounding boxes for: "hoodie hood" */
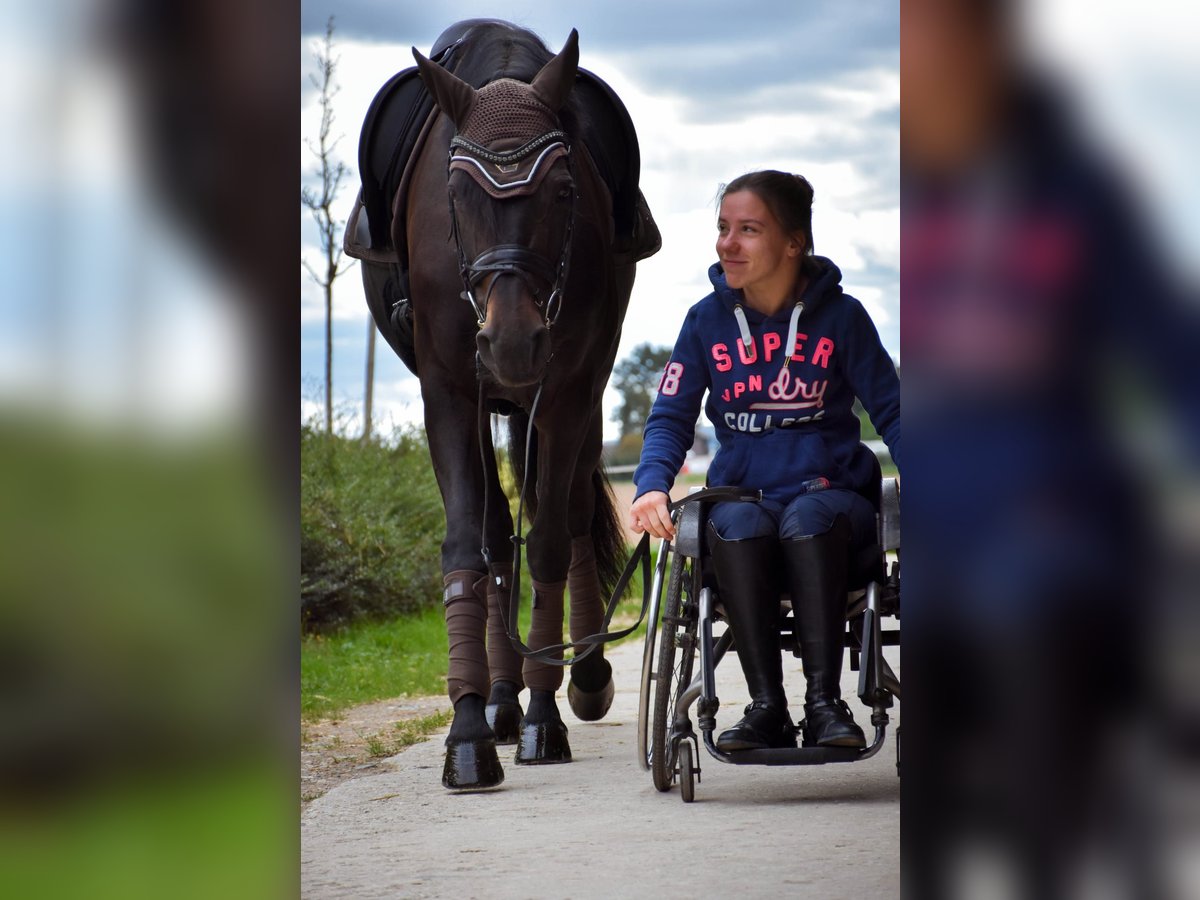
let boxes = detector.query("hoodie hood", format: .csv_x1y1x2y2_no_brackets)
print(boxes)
707,255,845,321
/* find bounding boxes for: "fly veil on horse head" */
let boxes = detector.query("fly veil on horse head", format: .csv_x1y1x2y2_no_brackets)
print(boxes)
352,20,659,789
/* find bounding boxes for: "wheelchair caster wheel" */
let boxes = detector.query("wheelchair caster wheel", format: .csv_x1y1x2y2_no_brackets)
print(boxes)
679,741,697,803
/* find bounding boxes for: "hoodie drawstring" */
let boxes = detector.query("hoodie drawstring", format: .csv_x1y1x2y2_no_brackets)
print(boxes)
782,301,805,368
733,304,756,362
735,301,806,367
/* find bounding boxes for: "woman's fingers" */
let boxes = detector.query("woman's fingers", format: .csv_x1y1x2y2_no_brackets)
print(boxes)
629,491,674,539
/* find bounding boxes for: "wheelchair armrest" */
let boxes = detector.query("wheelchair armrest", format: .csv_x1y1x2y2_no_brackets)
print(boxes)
879,476,900,552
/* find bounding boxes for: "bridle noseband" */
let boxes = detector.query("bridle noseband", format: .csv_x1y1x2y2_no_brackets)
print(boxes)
446,129,575,329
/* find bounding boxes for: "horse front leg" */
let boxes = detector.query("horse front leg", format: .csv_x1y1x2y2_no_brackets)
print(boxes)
422,375,504,789
478,414,525,745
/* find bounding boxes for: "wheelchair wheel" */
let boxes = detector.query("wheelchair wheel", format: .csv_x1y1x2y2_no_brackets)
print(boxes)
650,546,698,792
678,741,697,803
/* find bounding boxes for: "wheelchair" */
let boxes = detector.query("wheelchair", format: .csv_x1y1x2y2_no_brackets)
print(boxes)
635,463,900,802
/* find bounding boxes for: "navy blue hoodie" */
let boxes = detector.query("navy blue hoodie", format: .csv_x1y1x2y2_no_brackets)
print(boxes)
634,257,900,505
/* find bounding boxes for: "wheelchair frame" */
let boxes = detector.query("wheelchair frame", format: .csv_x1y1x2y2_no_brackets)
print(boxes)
636,478,901,802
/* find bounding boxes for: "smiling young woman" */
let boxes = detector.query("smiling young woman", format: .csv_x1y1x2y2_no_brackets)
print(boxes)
628,169,900,752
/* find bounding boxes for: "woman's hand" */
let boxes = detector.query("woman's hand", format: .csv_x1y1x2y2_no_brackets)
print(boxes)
629,490,675,540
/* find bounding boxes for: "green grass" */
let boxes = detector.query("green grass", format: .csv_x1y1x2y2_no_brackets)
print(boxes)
302,606,449,721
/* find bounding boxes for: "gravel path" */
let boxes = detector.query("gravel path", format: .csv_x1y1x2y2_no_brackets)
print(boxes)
301,630,900,898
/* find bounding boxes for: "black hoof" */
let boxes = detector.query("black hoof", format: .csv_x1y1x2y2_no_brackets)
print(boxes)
442,738,505,789
485,701,523,745
514,719,572,765
567,675,615,722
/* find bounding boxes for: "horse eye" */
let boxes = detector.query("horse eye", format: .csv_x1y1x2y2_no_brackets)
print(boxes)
557,186,572,201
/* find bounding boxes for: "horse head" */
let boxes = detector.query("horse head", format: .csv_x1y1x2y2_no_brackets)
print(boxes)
414,30,580,388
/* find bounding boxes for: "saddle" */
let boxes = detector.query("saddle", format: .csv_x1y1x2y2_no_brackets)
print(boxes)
344,23,661,375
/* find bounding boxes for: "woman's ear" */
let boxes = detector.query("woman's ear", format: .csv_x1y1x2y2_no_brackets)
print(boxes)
787,236,804,257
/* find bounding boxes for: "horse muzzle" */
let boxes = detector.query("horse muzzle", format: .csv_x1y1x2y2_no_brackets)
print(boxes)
476,319,552,387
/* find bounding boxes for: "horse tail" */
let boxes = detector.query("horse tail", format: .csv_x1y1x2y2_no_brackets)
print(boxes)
506,409,538,521
590,464,628,601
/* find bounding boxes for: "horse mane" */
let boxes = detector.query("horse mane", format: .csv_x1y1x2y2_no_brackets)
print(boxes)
446,22,555,90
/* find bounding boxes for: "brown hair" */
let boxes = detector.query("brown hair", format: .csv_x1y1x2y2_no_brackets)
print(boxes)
719,170,817,275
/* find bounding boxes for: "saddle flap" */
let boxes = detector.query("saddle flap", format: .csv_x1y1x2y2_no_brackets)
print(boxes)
342,192,401,265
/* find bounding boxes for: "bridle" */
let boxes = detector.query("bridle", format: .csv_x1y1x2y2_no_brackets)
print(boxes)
445,129,575,329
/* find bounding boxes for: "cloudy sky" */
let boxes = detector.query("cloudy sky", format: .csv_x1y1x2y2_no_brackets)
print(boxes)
300,1,900,440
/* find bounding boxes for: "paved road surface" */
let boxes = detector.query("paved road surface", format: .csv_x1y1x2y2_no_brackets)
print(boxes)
301,633,900,898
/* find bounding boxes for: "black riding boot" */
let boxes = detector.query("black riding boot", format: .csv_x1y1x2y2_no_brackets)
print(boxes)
782,515,866,749
708,525,795,752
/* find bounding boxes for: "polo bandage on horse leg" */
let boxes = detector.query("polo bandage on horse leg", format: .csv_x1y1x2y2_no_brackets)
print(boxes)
568,536,603,648
443,570,490,704
484,562,525,688
523,579,566,692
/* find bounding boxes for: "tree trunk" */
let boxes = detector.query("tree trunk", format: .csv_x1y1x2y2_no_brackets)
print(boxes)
362,320,376,440
324,281,333,434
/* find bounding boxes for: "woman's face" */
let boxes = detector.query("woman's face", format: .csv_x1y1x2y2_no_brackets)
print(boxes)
715,190,802,294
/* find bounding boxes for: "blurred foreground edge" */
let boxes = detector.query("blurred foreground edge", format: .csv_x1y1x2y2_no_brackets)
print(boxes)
902,2,1199,898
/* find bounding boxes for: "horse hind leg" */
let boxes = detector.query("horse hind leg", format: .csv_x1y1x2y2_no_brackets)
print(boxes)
442,571,505,789
566,535,615,721
515,580,573,764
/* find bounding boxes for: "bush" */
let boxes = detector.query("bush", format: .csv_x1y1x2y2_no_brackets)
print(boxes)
300,425,445,632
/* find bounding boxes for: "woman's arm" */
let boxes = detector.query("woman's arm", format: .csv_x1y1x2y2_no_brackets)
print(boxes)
629,311,711,536
841,297,901,471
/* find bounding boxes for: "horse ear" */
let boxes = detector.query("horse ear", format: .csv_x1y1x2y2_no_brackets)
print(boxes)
530,28,579,112
412,47,476,129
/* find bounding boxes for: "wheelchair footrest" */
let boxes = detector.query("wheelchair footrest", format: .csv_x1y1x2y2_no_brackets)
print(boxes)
720,745,864,766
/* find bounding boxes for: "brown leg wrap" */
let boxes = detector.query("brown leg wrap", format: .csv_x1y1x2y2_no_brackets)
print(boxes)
484,562,525,689
522,579,566,692
443,570,490,705
568,536,604,647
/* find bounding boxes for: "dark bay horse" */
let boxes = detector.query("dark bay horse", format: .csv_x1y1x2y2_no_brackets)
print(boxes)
364,21,658,788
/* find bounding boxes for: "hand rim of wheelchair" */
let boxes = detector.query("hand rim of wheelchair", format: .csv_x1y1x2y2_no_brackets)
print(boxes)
635,480,900,800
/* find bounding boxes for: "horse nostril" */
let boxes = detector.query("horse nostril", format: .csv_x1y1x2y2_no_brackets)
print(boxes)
475,330,492,358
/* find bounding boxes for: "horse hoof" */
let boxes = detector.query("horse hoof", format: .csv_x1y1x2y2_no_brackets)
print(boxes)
514,719,572,765
485,701,523,745
442,738,505,789
567,675,615,722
